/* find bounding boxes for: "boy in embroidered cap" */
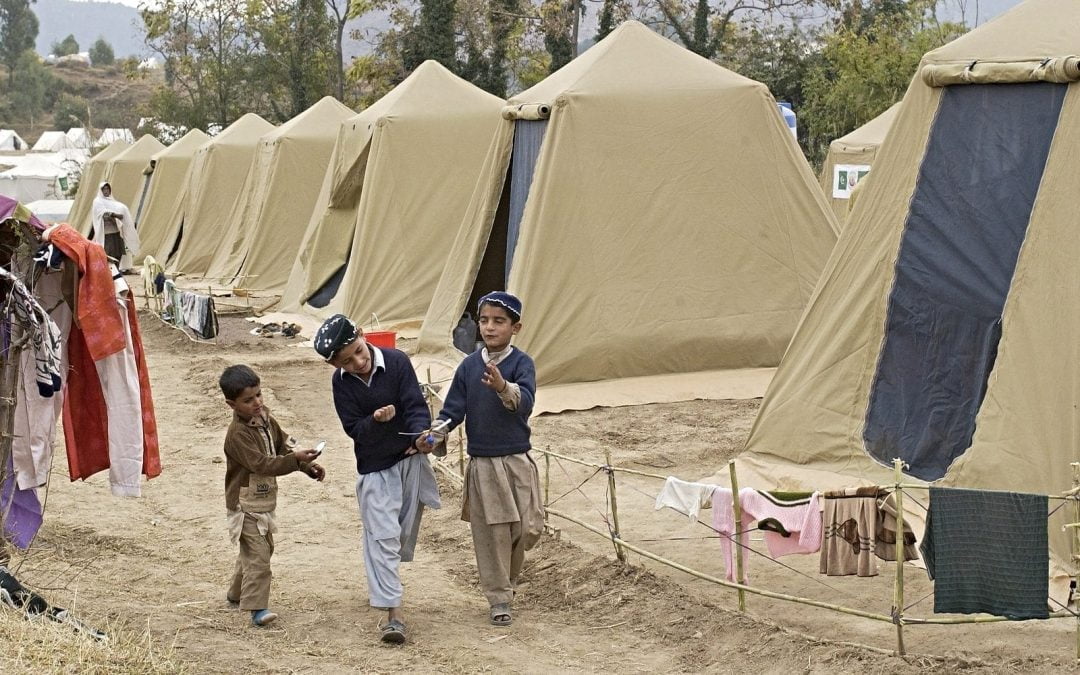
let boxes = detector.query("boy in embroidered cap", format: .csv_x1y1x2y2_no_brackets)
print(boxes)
418,291,542,627
314,314,440,644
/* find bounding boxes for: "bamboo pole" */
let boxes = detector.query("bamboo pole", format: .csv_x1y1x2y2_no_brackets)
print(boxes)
458,428,465,478
544,506,895,623
537,448,668,481
1072,462,1080,665
892,458,906,656
544,452,551,522
903,611,1074,625
605,448,626,563
896,482,1078,501
728,460,746,611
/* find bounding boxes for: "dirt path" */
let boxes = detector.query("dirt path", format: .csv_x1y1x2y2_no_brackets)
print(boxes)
6,314,1073,673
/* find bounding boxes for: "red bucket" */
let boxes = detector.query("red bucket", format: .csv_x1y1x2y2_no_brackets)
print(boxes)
366,330,397,349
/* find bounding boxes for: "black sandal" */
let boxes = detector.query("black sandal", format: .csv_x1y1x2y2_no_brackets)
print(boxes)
380,619,406,644
490,603,512,626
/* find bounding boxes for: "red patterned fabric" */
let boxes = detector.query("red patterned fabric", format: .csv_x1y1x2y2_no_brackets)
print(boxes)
49,225,124,361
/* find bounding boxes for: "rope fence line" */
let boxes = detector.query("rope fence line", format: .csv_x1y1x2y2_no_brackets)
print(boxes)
429,446,1080,661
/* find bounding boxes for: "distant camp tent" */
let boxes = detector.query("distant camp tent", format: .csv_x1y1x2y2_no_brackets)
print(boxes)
66,139,130,232
96,128,135,147
66,128,92,149
26,199,72,224
203,97,353,291
0,154,72,202
279,61,504,330
416,21,839,412
0,130,26,151
133,129,209,263
31,131,76,153
95,135,164,229
166,114,275,274
818,103,901,221
734,0,1080,598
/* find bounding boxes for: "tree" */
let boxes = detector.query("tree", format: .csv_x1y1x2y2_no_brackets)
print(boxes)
800,0,965,164
328,0,364,100
11,48,53,126
89,37,115,66
0,0,38,86
653,0,816,59
249,0,336,120
401,0,457,72
52,32,79,57
54,92,90,131
539,0,574,73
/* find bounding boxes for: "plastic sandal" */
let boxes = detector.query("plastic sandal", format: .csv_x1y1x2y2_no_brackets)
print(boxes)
380,619,406,644
490,603,512,626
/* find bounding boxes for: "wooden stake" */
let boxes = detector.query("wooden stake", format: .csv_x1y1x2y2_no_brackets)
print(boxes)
1072,462,1080,665
728,460,746,611
605,447,626,563
544,452,551,522
892,458,906,656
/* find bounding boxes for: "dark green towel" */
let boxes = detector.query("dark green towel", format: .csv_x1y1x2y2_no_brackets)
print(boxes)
920,487,1048,620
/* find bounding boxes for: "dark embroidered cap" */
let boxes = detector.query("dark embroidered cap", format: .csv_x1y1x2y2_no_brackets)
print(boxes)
314,314,358,360
478,291,522,322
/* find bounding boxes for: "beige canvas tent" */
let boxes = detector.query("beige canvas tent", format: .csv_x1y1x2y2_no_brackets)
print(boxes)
734,0,1080,597
279,61,504,330
67,139,130,231
203,97,353,290
165,114,275,275
415,21,839,412
818,103,901,221
133,129,209,263
95,135,164,231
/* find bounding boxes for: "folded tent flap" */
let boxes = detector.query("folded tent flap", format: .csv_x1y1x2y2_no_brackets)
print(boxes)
328,128,372,209
921,56,1080,87
501,103,552,121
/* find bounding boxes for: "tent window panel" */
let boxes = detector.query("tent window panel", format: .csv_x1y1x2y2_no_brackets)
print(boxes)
505,120,547,282
864,82,1066,481
306,261,349,309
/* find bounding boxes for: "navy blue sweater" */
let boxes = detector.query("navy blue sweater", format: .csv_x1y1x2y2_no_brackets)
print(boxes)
437,348,535,457
331,345,431,474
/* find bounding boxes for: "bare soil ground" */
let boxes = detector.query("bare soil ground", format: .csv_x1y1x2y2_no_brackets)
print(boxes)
2,312,1075,673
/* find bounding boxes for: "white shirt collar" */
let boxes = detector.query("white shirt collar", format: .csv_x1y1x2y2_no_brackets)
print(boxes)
481,345,514,366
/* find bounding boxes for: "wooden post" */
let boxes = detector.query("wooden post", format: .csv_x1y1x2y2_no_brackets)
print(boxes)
605,447,626,563
893,458,906,656
1072,462,1080,665
544,452,551,522
728,460,746,612
457,428,465,478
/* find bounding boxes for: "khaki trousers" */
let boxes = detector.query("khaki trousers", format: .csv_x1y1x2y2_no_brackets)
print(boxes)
228,515,274,610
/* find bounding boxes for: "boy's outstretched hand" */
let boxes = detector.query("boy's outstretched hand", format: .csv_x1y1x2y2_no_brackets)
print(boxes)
481,362,507,392
293,448,321,463
306,463,326,481
373,405,396,422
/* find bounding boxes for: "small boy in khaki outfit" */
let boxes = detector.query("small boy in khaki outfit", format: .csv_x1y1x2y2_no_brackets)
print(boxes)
220,364,324,627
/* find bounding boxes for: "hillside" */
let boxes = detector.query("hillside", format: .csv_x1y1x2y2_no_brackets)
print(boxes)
34,0,146,59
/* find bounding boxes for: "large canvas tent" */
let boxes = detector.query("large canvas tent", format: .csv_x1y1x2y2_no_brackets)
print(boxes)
96,128,134,147
818,103,901,221
166,114,275,275
279,61,504,330
0,130,26,151
66,128,92,149
734,0,1080,597
133,128,209,263
90,135,164,234
66,139,130,232
203,97,353,290
416,21,839,412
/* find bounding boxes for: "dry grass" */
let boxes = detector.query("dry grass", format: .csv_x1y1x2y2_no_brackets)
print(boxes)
0,606,183,674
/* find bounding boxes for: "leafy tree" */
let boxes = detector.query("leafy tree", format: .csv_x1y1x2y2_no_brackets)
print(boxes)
328,0,364,100
800,0,965,164
402,0,457,72
538,0,574,73
52,32,79,57
89,37,115,66
0,0,39,86
11,48,53,126
249,0,336,120
54,92,90,131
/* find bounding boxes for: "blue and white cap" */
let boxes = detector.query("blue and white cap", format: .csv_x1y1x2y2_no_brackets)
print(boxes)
478,291,522,322
314,314,358,360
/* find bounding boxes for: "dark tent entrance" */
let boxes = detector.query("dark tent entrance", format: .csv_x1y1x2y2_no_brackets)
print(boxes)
864,81,1067,481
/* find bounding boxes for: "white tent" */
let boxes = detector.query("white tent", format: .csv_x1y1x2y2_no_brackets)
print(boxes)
26,199,73,224
0,130,26,151
66,128,92,149
96,128,135,147
0,154,72,202
32,131,76,152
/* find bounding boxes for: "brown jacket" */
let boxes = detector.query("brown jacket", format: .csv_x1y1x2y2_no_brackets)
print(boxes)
223,410,303,513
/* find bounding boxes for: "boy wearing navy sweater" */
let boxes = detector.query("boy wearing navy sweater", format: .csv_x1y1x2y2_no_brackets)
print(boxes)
314,314,440,644
420,292,544,627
